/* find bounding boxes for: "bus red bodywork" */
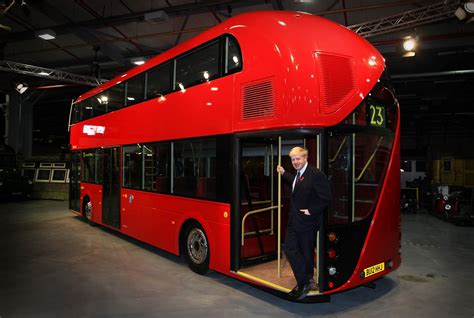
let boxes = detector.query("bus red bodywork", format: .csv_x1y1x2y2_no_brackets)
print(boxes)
70,11,400,301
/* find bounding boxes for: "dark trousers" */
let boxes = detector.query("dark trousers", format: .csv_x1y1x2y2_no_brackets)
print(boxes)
284,220,317,288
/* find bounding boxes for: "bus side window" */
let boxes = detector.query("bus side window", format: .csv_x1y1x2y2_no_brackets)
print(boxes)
225,35,242,74
94,92,108,116
82,150,96,183
144,142,170,193
146,62,172,100
108,83,125,111
81,98,93,121
123,144,143,190
72,102,81,124
175,40,220,89
126,74,145,106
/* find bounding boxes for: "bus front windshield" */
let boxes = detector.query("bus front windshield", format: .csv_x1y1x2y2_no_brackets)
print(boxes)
327,75,398,225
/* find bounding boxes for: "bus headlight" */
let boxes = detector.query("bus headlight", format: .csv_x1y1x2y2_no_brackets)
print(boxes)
445,204,452,211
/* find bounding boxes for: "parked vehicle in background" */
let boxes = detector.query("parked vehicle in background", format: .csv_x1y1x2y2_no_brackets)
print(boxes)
401,188,417,214
433,186,474,225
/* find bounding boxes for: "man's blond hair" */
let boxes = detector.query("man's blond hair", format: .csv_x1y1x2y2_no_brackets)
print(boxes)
289,147,308,158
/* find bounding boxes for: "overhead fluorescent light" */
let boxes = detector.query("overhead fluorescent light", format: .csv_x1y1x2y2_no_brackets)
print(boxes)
38,71,50,76
36,29,56,40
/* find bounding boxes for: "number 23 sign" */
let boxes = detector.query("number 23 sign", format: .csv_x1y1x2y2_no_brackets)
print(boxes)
368,104,385,127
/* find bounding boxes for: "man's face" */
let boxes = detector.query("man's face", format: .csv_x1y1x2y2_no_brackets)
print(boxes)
291,154,307,171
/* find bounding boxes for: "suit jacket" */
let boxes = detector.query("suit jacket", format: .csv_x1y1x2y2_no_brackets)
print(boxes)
282,165,331,232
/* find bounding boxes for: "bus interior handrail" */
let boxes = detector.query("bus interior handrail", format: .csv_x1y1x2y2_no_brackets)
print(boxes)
241,205,282,246
241,200,272,206
354,136,384,183
329,137,347,163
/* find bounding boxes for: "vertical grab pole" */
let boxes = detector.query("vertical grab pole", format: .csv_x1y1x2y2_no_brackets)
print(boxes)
277,136,282,278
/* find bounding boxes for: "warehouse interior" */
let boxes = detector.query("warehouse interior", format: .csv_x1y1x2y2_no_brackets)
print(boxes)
1,0,473,317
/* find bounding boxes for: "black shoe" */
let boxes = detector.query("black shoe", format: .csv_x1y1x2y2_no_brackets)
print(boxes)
288,285,300,297
296,282,312,301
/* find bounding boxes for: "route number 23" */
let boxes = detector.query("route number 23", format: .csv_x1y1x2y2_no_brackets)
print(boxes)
369,104,385,127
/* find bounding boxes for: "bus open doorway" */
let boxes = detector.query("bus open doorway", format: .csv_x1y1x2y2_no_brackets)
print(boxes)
234,133,323,297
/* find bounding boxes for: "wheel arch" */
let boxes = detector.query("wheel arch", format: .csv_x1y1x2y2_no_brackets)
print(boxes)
81,194,91,217
178,217,217,269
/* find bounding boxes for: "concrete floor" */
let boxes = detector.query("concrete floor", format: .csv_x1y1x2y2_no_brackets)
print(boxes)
1,200,473,318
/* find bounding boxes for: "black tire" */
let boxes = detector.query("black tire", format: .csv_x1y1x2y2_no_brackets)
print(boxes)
183,223,210,275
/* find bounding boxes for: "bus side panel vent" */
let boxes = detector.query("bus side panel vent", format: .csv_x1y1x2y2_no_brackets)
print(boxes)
315,52,356,114
242,80,275,120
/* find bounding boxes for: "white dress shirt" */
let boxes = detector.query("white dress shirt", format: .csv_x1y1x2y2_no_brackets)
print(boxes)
292,162,308,191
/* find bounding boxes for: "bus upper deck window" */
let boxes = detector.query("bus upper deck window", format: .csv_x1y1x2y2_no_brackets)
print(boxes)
146,62,172,99
225,36,242,74
81,98,94,121
175,40,220,89
108,83,125,111
126,74,145,106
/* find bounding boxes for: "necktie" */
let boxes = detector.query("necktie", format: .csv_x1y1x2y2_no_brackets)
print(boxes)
293,171,300,192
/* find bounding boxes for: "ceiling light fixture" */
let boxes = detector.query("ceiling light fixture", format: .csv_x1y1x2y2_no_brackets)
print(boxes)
403,36,416,52
15,83,28,94
131,57,146,65
402,35,417,58
36,29,56,40
455,0,474,23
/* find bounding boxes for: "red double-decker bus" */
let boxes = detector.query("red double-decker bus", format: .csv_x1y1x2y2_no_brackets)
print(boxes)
68,11,400,302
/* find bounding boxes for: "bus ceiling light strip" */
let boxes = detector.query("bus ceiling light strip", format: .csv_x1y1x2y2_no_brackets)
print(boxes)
35,29,56,40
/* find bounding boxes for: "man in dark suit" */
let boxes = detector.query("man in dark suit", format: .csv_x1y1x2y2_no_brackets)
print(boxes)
276,147,331,300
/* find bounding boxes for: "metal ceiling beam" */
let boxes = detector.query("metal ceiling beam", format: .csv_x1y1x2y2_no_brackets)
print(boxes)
6,11,84,63
348,0,459,38
0,60,106,86
392,69,474,80
76,0,149,57
27,0,130,66
0,0,250,43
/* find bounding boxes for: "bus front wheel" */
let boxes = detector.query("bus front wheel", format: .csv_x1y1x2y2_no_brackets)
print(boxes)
183,223,210,275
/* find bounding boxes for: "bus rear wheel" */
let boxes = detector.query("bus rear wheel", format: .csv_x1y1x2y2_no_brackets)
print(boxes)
183,223,210,275
83,198,95,226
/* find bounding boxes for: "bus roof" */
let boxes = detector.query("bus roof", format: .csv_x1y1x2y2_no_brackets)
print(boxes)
76,10,363,103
